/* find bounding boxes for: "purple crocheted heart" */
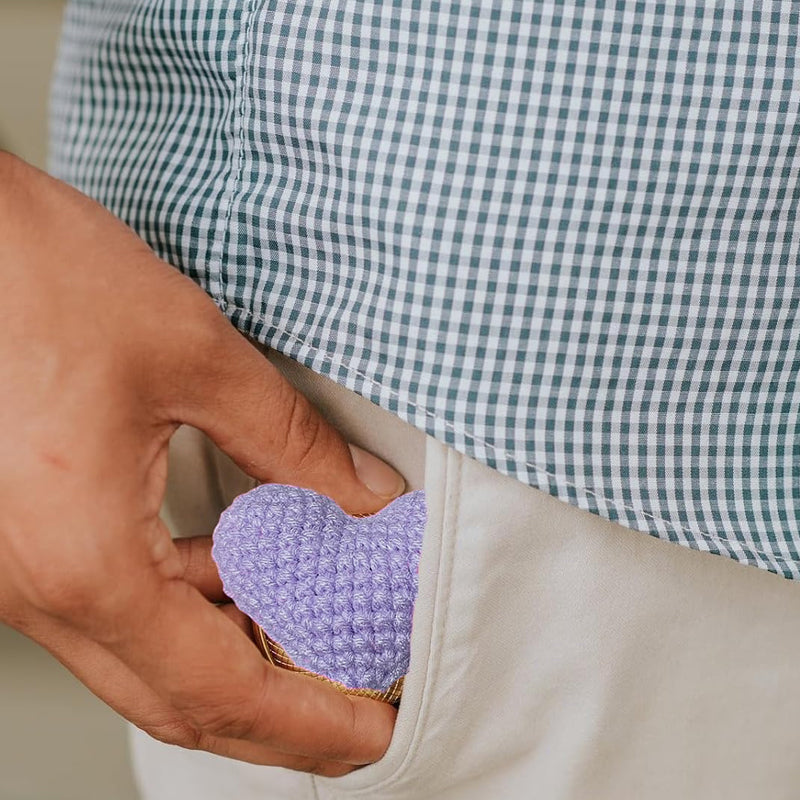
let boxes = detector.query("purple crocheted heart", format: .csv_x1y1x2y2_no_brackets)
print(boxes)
212,484,427,692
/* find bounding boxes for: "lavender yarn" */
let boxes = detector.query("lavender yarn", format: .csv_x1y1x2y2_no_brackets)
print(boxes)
212,484,427,692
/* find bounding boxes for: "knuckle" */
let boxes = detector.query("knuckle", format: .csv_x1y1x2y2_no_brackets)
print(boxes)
219,667,277,743
183,668,276,743
307,761,353,778
283,391,324,469
178,536,201,583
231,668,277,741
145,719,204,750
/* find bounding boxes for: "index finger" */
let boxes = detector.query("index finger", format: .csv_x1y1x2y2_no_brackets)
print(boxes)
168,318,404,517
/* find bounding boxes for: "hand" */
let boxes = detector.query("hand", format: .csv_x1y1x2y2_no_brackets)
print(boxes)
0,153,405,776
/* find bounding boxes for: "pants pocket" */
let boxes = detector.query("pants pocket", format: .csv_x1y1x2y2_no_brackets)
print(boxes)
314,435,459,797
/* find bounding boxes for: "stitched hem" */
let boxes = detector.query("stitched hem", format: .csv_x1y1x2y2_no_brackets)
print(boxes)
216,297,800,579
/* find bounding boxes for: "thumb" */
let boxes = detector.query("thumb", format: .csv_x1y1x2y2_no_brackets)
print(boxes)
173,324,406,516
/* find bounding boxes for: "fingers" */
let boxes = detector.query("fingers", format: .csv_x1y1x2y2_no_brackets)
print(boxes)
168,538,388,764
22,612,359,775
173,327,405,517
173,537,255,638
0,155,395,776
173,537,226,602
26,524,393,767
218,601,254,638
109,574,396,765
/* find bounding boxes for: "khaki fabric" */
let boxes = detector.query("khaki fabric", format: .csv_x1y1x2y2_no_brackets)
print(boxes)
132,350,800,800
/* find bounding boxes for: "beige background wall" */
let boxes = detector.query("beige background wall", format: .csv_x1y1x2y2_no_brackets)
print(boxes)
0,1,66,168
0,2,139,798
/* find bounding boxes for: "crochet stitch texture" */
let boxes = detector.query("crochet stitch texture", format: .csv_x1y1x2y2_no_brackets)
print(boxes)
212,484,427,691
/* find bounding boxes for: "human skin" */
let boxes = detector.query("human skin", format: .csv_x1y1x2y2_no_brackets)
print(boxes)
0,152,404,776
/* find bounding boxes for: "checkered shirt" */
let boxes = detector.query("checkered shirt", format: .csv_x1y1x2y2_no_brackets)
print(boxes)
50,1,800,579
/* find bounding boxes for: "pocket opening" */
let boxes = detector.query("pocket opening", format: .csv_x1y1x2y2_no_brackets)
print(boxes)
313,439,459,797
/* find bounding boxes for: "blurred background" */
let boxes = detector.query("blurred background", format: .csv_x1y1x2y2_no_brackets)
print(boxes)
1,0,64,169
0,1,140,797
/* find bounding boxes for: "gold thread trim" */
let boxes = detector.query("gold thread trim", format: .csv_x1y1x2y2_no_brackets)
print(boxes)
252,622,404,705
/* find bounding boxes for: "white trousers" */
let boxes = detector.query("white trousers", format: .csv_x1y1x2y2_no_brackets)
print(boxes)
132,350,800,800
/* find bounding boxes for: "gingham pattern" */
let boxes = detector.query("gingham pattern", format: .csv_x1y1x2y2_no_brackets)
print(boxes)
50,1,800,578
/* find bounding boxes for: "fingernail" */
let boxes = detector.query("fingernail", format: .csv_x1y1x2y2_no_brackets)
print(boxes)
348,443,406,499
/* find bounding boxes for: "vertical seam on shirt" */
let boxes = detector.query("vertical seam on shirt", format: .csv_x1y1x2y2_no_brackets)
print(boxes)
211,0,260,310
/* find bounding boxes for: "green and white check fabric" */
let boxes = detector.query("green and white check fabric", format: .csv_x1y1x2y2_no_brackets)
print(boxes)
51,1,800,578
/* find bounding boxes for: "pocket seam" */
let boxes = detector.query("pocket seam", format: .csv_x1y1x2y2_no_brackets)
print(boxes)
372,448,462,791
319,442,461,796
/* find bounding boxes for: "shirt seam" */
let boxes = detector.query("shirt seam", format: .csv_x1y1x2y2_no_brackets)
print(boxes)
210,0,259,306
